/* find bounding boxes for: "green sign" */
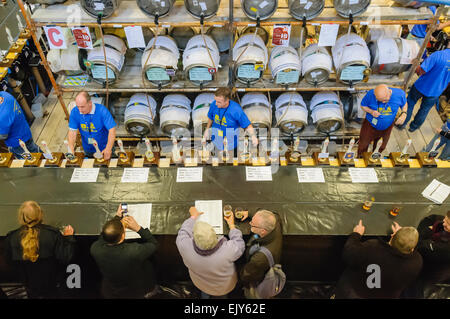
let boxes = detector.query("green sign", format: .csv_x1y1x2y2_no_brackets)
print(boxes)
91,65,115,80
189,67,212,81
340,66,365,81
276,70,300,84
237,64,261,79
146,67,170,81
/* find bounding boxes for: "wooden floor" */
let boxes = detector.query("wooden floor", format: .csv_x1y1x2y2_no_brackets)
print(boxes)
31,90,445,157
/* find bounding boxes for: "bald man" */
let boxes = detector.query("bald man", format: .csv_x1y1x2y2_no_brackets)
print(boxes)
357,85,408,157
67,92,116,159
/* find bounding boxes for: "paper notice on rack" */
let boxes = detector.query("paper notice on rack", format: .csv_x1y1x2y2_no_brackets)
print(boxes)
377,37,399,65
70,168,99,183
272,24,291,46
246,166,273,181
318,24,339,47
297,168,325,183
121,168,149,183
422,179,450,204
400,38,418,65
195,200,223,234
43,26,67,50
177,167,203,182
349,168,379,183
124,26,146,49
71,26,93,50
125,203,152,239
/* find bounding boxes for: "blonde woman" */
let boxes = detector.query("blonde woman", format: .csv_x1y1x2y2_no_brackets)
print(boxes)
5,201,76,298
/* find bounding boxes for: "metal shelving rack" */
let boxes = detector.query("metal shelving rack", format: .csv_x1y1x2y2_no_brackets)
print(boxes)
17,0,443,139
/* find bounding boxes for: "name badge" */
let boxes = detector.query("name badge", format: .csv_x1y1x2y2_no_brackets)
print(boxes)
218,130,223,137
88,138,95,144
372,118,378,126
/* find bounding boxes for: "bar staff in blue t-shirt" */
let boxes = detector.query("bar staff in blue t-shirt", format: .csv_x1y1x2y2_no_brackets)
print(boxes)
67,91,116,159
398,40,450,132
202,87,258,151
357,85,408,158
0,91,42,159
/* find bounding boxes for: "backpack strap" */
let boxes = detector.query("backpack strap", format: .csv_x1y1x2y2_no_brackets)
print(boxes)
257,246,275,268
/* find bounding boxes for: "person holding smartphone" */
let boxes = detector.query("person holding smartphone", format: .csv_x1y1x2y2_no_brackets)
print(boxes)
90,204,159,299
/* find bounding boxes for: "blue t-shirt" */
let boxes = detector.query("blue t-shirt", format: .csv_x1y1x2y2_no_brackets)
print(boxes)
362,88,406,131
414,49,450,97
68,103,116,154
207,99,251,150
411,6,436,38
0,91,32,148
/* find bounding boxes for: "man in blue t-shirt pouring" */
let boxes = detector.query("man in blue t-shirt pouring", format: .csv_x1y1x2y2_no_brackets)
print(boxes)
202,87,258,152
0,91,42,159
357,85,408,158
67,91,116,159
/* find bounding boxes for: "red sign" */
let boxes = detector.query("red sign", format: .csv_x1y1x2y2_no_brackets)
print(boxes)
71,27,93,50
272,24,291,46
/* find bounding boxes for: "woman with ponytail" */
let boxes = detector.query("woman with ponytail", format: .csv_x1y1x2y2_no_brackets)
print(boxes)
5,201,76,298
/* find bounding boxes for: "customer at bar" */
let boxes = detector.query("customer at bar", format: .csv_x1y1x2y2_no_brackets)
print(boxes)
357,84,408,157
176,206,245,298
67,91,116,159
397,39,450,132
0,91,42,159
334,220,422,298
416,211,450,284
4,201,76,298
239,209,283,299
90,204,159,299
422,115,450,161
202,87,258,151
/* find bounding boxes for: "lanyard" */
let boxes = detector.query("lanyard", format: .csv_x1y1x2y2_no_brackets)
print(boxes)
217,106,230,132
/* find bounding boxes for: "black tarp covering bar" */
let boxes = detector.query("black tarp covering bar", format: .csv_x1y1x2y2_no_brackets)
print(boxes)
0,167,448,236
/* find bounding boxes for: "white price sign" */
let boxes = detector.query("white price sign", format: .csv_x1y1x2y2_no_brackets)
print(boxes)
246,166,273,181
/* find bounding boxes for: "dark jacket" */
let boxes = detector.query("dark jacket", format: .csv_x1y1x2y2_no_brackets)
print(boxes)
5,224,76,298
240,213,283,288
90,223,158,299
335,233,423,299
417,215,450,283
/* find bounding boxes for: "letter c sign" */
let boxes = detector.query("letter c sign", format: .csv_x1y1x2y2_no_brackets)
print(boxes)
44,26,67,50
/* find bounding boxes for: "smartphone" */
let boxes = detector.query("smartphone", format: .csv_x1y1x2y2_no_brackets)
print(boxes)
121,203,128,215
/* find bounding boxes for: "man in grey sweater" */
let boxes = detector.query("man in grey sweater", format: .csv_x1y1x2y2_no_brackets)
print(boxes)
176,206,245,298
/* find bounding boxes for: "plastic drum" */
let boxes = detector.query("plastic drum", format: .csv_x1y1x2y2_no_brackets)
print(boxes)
233,34,268,84
269,45,301,85
81,0,121,19
136,0,175,18
369,37,419,75
310,91,344,133
332,33,370,84
124,93,157,136
160,94,192,134
87,35,127,85
333,0,371,18
241,0,278,20
192,93,215,129
288,0,324,20
241,92,272,130
184,0,221,19
183,34,220,86
302,43,332,85
275,92,308,134
141,36,180,87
